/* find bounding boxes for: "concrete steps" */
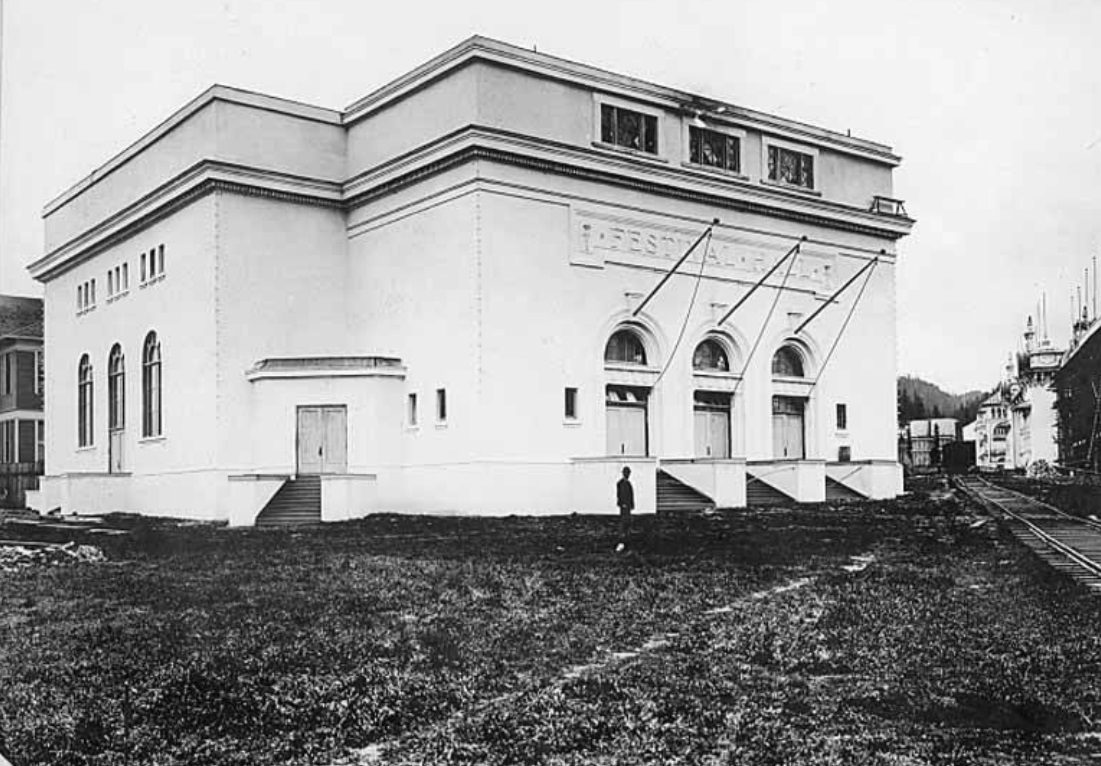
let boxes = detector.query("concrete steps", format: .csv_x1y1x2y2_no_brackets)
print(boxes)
656,470,714,514
256,475,321,527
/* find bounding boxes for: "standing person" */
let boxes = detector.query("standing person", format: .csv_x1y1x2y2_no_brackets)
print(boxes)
616,466,634,551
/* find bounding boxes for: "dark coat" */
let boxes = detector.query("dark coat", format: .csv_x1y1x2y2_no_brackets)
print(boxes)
616,477,635,511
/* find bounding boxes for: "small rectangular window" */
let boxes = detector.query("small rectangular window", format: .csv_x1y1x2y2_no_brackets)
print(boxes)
838,445,852,463
141,253,147,282
107,270,114,296
565,387,578,420
122,263,129,290
90,278,96,304
836,403,848,430
408,393,418,427
36,420,45,462
689,126,740,173
767,144,815,189
158,244,165,275
34,351,43,396
600,103,658,154
436,388,447,422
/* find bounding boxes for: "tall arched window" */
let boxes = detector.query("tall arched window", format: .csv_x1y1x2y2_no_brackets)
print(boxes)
142,332,162,437
771,345,805,378
78,355,93,447
604,329,647,365
693,339,730,371
108,344,125,431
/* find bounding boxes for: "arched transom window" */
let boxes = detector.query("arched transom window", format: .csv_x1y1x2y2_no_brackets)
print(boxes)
142,331,162,438
108,344,125,430
605,329,647,366
78,354,94,447
693,339,730,372
771,345,805,378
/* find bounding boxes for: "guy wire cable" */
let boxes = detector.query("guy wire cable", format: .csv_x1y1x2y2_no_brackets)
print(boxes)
807,258,878,393
728,241,800,401
651,230,713,389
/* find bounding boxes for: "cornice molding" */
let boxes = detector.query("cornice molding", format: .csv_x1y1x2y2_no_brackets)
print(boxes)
346,142,913,241
31,133,911,283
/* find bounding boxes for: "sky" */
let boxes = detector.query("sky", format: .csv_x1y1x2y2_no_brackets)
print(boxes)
0,0,1099,394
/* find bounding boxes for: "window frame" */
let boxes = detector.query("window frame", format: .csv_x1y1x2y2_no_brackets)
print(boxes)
836,403,848,431
142,332,162,438
435,388,447,424
761,136,820,193
108,344,125,431
604,329,649,366
407,392,418,428
771,345,806,379
593,94,664,159
692,338,732,373
564,386,579,421
78,354,94,447
683,121,746,177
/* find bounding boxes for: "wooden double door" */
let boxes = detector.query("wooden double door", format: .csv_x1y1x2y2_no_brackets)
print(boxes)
606,386,649,456
772,396,806,459
694,391,731,459
296,405,347,474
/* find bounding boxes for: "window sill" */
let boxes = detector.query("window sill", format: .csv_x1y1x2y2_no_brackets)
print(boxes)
76,445,96,452
76,306,97,317
139,274,166,290
759,178,822,197
434,422,448,430
406,425,420,432
563,419,582,427
591,141,668,164
836,429,850,437
106,290,130,304
681,161,748,182
139,435,166,444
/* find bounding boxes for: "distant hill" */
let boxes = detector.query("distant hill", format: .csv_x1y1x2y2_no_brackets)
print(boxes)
898,375,987,425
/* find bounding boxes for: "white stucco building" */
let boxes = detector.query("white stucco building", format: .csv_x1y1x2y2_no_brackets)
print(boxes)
28,37,913,524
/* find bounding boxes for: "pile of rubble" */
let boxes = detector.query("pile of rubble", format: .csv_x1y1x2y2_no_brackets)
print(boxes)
0,541,106,573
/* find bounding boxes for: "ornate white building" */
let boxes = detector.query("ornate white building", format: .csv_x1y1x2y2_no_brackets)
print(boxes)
28,37,913,523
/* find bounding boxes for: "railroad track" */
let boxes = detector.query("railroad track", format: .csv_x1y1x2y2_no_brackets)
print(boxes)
955,475,1101,593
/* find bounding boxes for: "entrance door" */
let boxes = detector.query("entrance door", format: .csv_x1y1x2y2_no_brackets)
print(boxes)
694,392,731,458
606,386,649,456
296,405,348,474
109,430,124,473
772,396,805,459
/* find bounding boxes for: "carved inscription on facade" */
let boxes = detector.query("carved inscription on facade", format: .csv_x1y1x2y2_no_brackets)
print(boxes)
572,212,835,292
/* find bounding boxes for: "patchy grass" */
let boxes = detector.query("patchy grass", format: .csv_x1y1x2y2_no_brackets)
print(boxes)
2,492,1101,765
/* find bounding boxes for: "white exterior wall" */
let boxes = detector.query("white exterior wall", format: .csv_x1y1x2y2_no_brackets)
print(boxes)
40,196,220,517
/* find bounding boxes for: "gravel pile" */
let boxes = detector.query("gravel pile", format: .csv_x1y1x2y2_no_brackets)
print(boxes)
0,542,106,572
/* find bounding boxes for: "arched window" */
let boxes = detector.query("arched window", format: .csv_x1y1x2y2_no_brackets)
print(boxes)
142,332,162,437
771,345,805,378
78,355,93,447
605,329,648,365
108,344,125,431
693,339,730,371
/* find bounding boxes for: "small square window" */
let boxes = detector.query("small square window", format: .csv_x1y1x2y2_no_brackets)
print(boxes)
436,388,447,422
600,103,658,154
836,403,848,431
767,144,815,189
689,126,740,173
408,393,418,427
838,445,852,463
565,387,578,420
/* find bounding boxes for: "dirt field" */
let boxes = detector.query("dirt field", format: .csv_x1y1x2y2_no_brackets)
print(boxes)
2,485,1101,765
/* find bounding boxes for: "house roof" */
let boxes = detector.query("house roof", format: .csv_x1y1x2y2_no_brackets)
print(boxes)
0,295,43,340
